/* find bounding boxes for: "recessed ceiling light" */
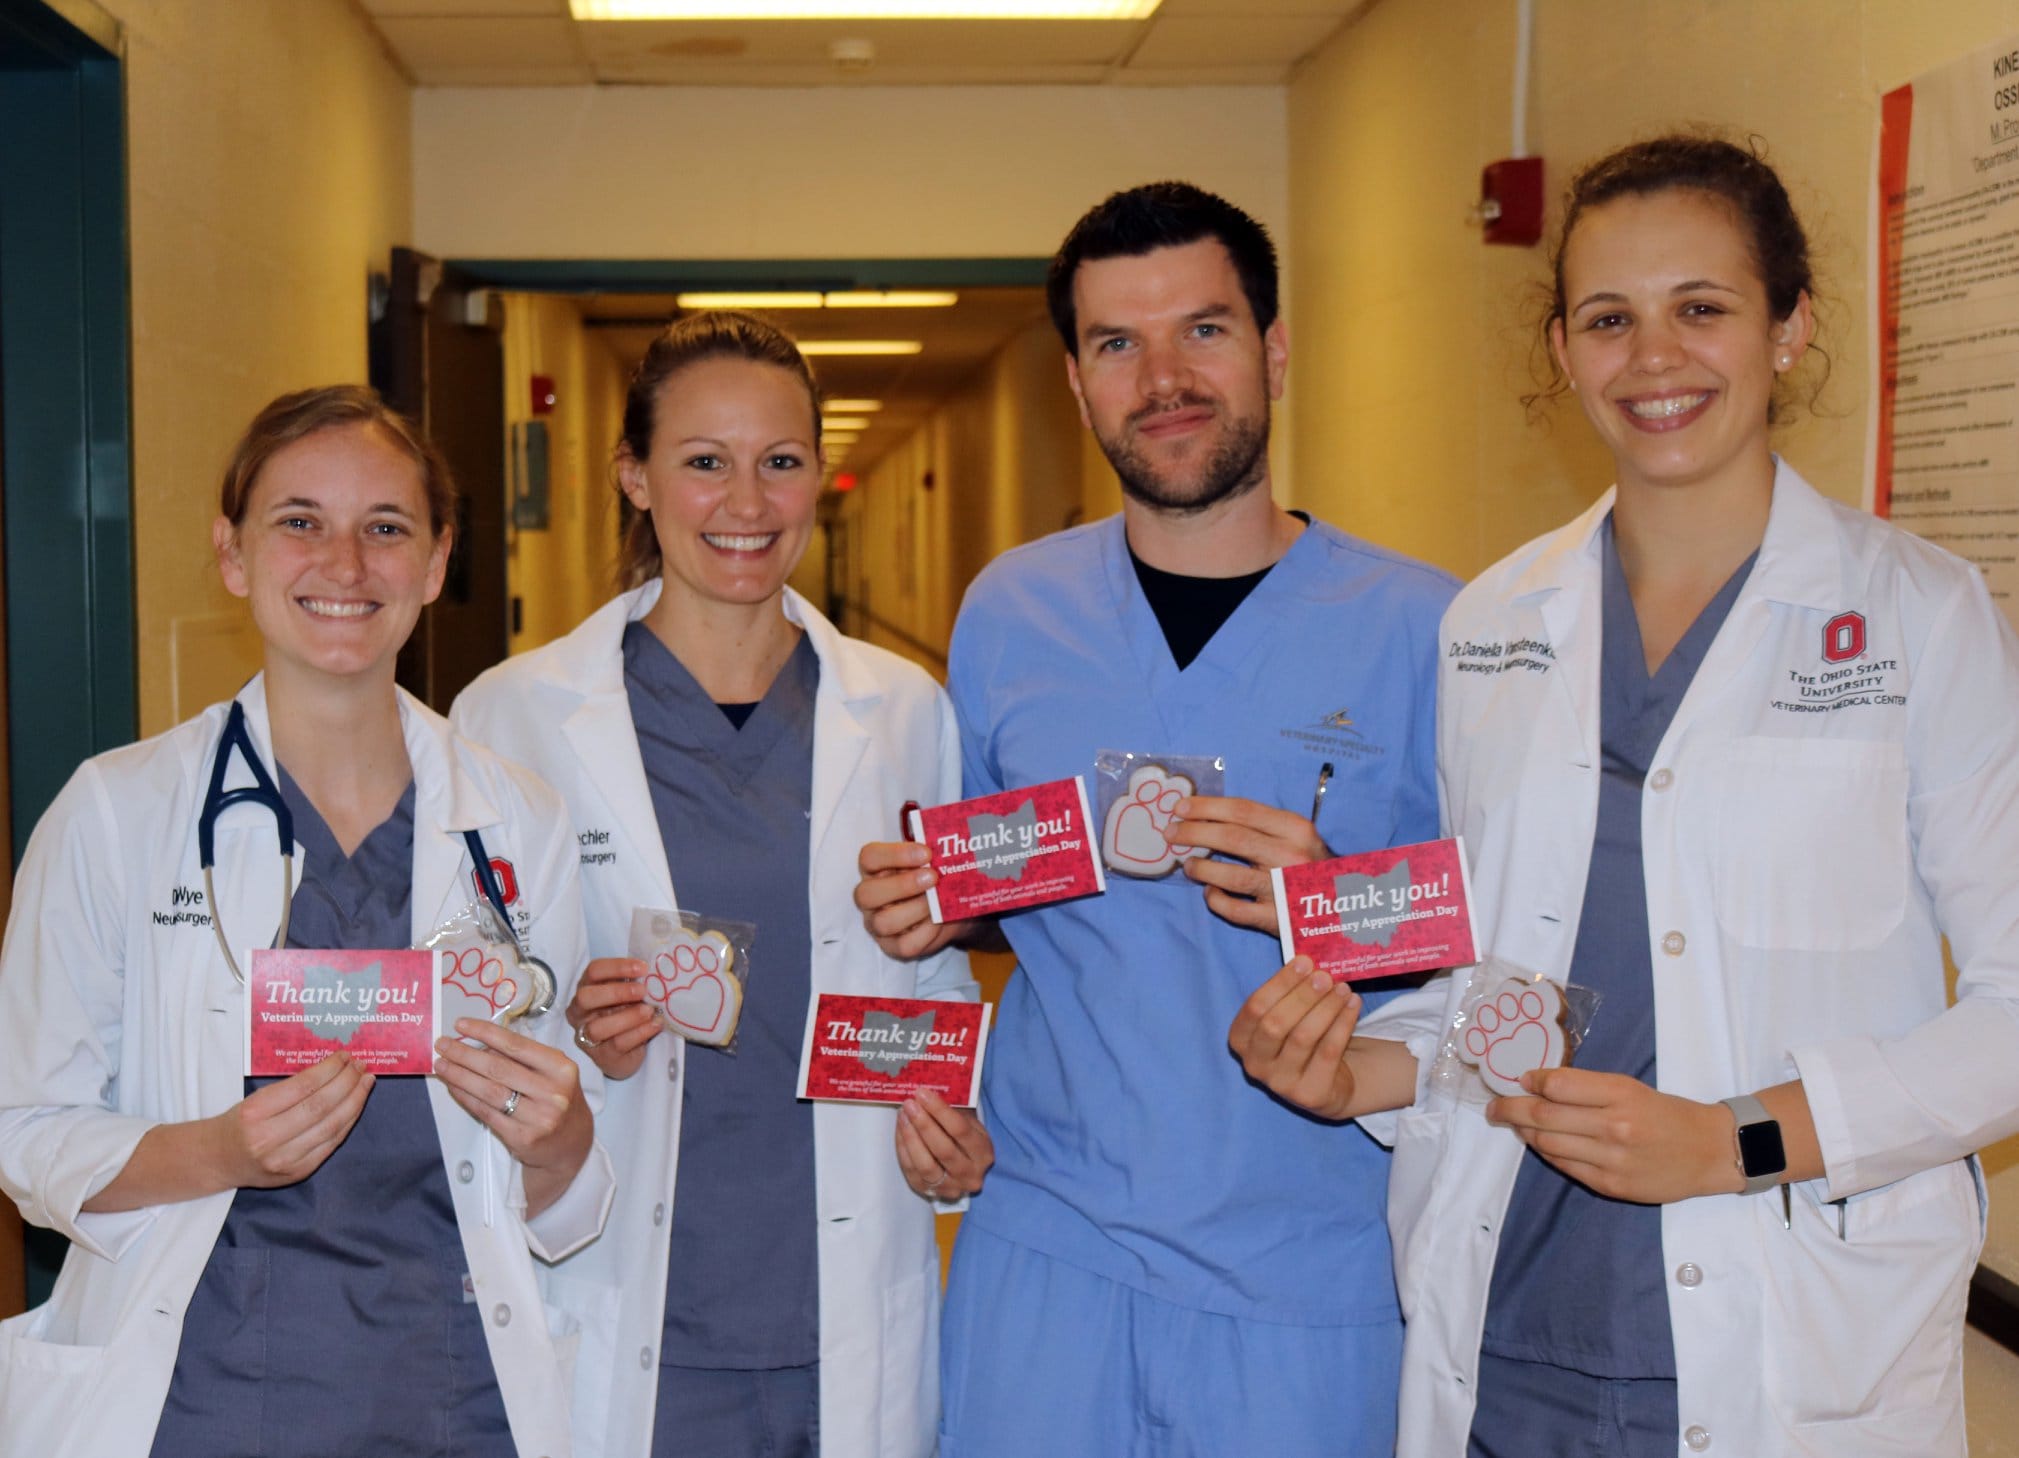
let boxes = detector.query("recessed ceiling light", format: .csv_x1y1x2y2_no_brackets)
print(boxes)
822,398,883,412
799,340,922,356
821,416,870,431
575,2,1158,18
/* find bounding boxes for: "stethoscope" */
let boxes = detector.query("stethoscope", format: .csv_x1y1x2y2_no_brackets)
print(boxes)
199,701,557,1018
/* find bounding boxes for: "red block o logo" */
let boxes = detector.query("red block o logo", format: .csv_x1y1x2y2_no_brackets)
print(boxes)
473,857,520,907
1823,611,1866,664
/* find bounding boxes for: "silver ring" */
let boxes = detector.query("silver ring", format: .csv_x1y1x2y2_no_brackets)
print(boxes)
502,1089,521,1118
573,1023,600,1052
923,1171,945,1195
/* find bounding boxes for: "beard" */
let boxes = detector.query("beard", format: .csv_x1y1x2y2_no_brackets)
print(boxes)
1098,393,1271,516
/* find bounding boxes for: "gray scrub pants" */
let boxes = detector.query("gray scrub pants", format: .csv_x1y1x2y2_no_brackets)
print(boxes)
1468,1350,1679,1458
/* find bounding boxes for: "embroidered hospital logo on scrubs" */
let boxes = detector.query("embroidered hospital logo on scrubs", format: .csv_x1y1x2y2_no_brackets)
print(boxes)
1280,706,1386,762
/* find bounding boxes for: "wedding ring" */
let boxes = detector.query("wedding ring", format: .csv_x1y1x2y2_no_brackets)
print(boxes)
923,1170,946,1195
502,1089,521,1118
574,1023,600,1052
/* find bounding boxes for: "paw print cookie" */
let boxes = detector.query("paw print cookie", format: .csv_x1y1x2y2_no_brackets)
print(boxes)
1102,765,1204,878
643,928,742,1047
1459,978,1568,1097
441,944,532,1028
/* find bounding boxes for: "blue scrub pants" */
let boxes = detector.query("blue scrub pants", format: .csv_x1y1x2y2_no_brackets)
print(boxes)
938,1225,1400,1458
1468,1351,1678,1458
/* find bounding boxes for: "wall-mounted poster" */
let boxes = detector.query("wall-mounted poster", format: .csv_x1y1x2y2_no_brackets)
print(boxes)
1869,34,2019,630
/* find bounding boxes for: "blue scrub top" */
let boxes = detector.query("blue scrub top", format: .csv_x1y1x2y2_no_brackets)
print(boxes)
1481,520,1756,1379
624,623,822,1371
152,769,513,1458
949,515,1456,1324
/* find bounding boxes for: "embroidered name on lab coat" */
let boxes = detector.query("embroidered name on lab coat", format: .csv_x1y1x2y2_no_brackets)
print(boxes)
1447,638,1557,674
578,827,617,867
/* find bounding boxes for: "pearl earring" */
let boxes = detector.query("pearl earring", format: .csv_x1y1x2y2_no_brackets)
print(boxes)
1777,353,1791,369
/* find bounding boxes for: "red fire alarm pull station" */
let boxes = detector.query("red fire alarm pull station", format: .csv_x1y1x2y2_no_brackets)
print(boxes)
530,375,557,416
1480,157,1544,246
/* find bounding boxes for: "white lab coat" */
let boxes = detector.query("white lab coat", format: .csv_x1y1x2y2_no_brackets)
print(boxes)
1364,461,2019,1457
453,582,976,1458
0,678,615,1458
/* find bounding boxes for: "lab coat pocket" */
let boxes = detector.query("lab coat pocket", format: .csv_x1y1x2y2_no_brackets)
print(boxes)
0,1321,107,1453
1711,738,1908,951
878,1257,938,1458
1771,1159,1976,1432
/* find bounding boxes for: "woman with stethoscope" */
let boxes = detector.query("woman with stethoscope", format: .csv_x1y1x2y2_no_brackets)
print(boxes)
0,385,612,1458
454,310,984,1458
1231,136,2019,1455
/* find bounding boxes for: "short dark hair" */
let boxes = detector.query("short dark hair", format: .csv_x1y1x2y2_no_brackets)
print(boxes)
1046,182,1279,354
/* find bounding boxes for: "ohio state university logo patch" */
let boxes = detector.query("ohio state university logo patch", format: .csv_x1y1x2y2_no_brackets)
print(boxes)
1822,611,1866,664
474,857,520,907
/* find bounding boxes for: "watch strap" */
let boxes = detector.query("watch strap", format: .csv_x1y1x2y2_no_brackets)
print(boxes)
1720,1093,1785,1196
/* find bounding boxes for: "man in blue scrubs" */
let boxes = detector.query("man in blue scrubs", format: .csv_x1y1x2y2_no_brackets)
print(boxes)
856,183,1456,1457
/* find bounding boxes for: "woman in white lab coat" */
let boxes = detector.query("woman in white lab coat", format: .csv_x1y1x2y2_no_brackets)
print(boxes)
453,311,984,1458
0,386,610,1458
1231,136,2019,1456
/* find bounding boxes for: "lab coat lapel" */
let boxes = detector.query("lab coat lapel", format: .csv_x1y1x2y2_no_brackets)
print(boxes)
1660,460,1844,740
402,690,499,942
563,689,676,909
787,591,875,871
1514,493,1611,772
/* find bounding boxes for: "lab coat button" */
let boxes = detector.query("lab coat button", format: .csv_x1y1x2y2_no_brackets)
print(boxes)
492,1303,511,1328
1650,768,1673,791
640,1347,654,1369
456,1161,475,1184
1662,931,1686,957
1675,1263,1702,1288
654,1202,667,1226
1685,1425,1711,1451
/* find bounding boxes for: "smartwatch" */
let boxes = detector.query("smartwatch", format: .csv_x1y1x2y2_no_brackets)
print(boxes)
1720,1093,1787,1196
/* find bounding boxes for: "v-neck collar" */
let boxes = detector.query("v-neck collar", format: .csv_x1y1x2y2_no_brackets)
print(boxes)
623,623,817,790
277,763,416,872
1600,517,1758,697
1098,514,1318,737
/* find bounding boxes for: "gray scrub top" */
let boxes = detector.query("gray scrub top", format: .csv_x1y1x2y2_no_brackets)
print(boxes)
152,768,514,1457
1480,520,1756,1379
623,622,822,1370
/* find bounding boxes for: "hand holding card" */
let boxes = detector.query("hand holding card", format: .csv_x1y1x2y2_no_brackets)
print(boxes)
1271,837,1478,983
907,778,1104,923
247,949,440,1075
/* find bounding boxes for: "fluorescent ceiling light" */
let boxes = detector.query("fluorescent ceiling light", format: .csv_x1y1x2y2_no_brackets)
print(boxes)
821,416,870,431
799,340,922,356
676,291,956,310
676,291,824,309
575,2,1158,18
823,291,958,308
822,398,883,412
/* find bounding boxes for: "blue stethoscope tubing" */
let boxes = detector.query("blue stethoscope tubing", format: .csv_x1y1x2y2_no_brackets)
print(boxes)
198,700,555,1017
199,701,296,984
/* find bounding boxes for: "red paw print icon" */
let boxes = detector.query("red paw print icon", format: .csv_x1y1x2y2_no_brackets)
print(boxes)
444,946,522,1019
643,931,742,1046
1460,981,1567,1097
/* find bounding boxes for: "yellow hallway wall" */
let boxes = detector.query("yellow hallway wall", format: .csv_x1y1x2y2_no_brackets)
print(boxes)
1287,0,2019,581
98,0,413,735
499,294,627,653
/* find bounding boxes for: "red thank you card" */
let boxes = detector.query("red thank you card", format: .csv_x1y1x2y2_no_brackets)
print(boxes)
797,994,993,1107
907,777,1105,923
1271,837,1478,983
246,948,442,1075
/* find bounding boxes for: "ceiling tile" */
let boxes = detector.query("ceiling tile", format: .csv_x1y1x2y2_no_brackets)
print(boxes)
371,17,588,71
361,0,567,15
1124,12,1342,69
575,17,1144,71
